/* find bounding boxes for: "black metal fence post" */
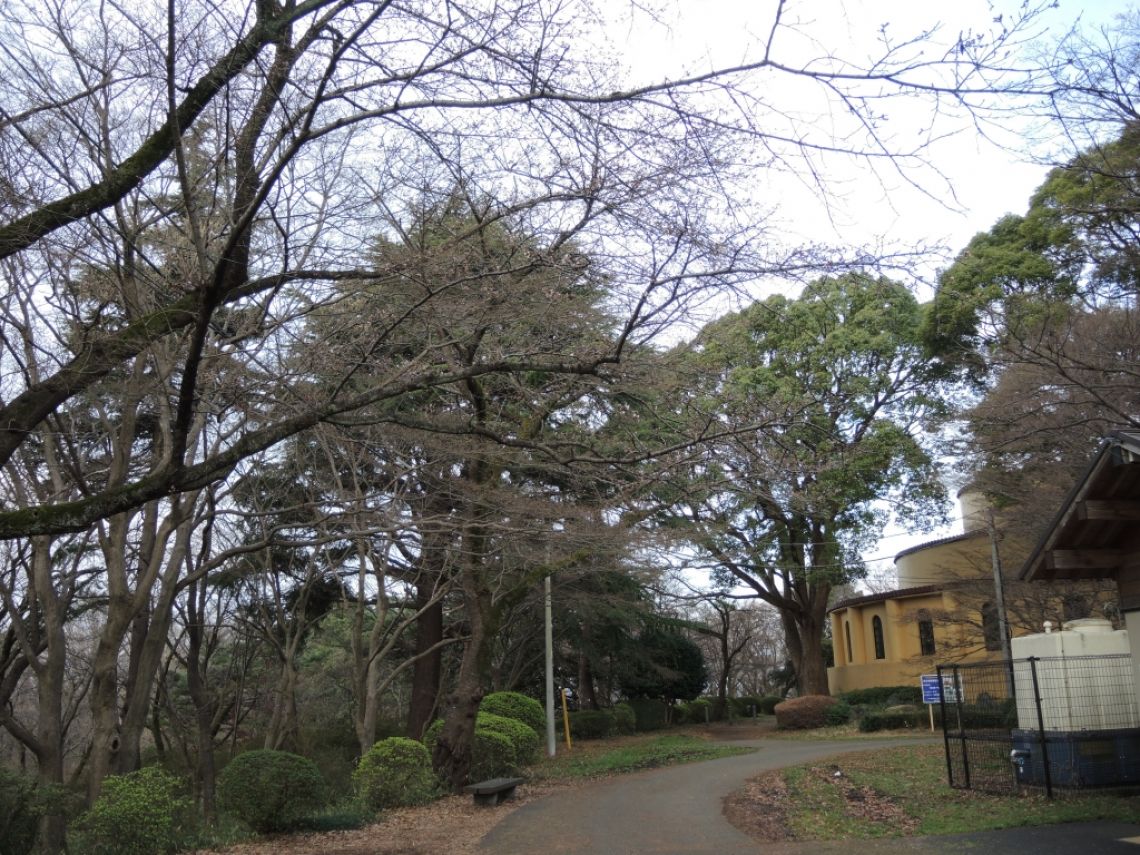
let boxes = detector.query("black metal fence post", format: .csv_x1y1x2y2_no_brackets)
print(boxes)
937,663,954,786
1028,656,1053,799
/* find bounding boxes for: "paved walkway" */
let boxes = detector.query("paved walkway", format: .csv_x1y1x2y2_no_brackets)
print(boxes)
478,736,1140,855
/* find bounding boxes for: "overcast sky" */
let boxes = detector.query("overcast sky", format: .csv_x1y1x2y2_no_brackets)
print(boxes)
618,0,1136,588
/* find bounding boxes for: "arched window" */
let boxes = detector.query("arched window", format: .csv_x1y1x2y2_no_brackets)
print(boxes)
917,610,936,656
982,602,1001,651
872,615,886,660
845,621,853,663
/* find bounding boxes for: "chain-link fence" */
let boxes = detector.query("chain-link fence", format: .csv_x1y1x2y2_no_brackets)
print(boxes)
938,655,1140,796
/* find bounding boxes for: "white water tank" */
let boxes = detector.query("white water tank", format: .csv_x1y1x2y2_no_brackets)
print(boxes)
1011,619,1138,731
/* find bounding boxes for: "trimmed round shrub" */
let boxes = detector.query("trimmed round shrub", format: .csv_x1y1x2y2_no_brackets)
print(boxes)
480,692,545,737
353,737,437,810
422,717,522,779
568,709,616,740
774,695,842,730
613,703,636,734
477,712,541,763
470,729,517,780
72,766,189,855
216,749,327,833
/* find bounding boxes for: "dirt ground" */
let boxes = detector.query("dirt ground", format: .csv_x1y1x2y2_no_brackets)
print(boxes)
193,782,572,855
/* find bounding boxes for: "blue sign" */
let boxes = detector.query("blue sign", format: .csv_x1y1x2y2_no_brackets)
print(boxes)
920,674,942,704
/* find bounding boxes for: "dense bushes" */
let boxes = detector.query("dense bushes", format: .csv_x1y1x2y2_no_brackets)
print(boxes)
839,686,923,707
824,699,852,726
422,716,523,779
480,692,545,737
613,703,637,734
569,709,617,740
774,695,842,730
626,698,668,731
677,698,715,724
470,729,518,780
216,750,327,833
858,708,924,732
0,767,58,855
72,766,190,855
477,712,540,763
353,737,437,810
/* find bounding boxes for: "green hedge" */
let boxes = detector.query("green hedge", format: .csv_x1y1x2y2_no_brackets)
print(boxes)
353,737,437,810
858,709,924,732
613,703,637,734
73,766,190,855
216,750,327,833
568,709,616,740
625,698,668,731
480,692,545,737
422,717,523,779
839,686,923,707
477,712,540,763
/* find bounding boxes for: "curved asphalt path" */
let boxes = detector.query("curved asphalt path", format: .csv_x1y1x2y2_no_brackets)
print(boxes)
478,736,916,854
479,735,1140,855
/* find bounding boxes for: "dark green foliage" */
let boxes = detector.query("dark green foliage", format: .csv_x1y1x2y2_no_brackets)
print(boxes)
480,692,546,737
618,626,707,702
677,698,714,724
216,750,327,833
0,767,74,855
477,712,540,763
422,717,527,780
625,698,668,731
353,737,437,810
757,696,782,715
858,709,925,732
568,709,617,740
824,700,852,726
470,730,517,781
613,703,637,734
838,686,923,707
72,766,190,855
730,695,765,716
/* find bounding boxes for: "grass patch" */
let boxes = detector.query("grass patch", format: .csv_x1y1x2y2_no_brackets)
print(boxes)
772,743,1140,840
529,733,754,783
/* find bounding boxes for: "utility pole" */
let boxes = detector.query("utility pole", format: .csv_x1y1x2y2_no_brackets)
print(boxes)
544,572,556,757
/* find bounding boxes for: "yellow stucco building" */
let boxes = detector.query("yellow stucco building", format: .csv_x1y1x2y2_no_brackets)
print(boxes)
827,488,1118,695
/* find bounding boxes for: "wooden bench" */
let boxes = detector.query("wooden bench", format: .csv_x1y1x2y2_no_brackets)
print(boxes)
464,776,524,806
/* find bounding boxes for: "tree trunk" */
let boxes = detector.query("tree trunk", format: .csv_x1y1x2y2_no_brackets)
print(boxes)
406,592,443,740
577,651,598,710
781,603,830,696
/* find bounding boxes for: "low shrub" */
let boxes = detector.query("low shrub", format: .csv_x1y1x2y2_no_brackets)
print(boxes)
858,709,924,732
824,699,853,726
477,712,541,763
677,698,712,724
757,695,783,715
625,698,668,731
774,695,841,730
422,717,522,779
613,703,637,734
730,695,761,717
216,750,327,833
72,766,190,855
0,767,46,854
839,686,923,707
568,709,616,740
470,729,517,780
353,737,437,810
480,692,545,737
